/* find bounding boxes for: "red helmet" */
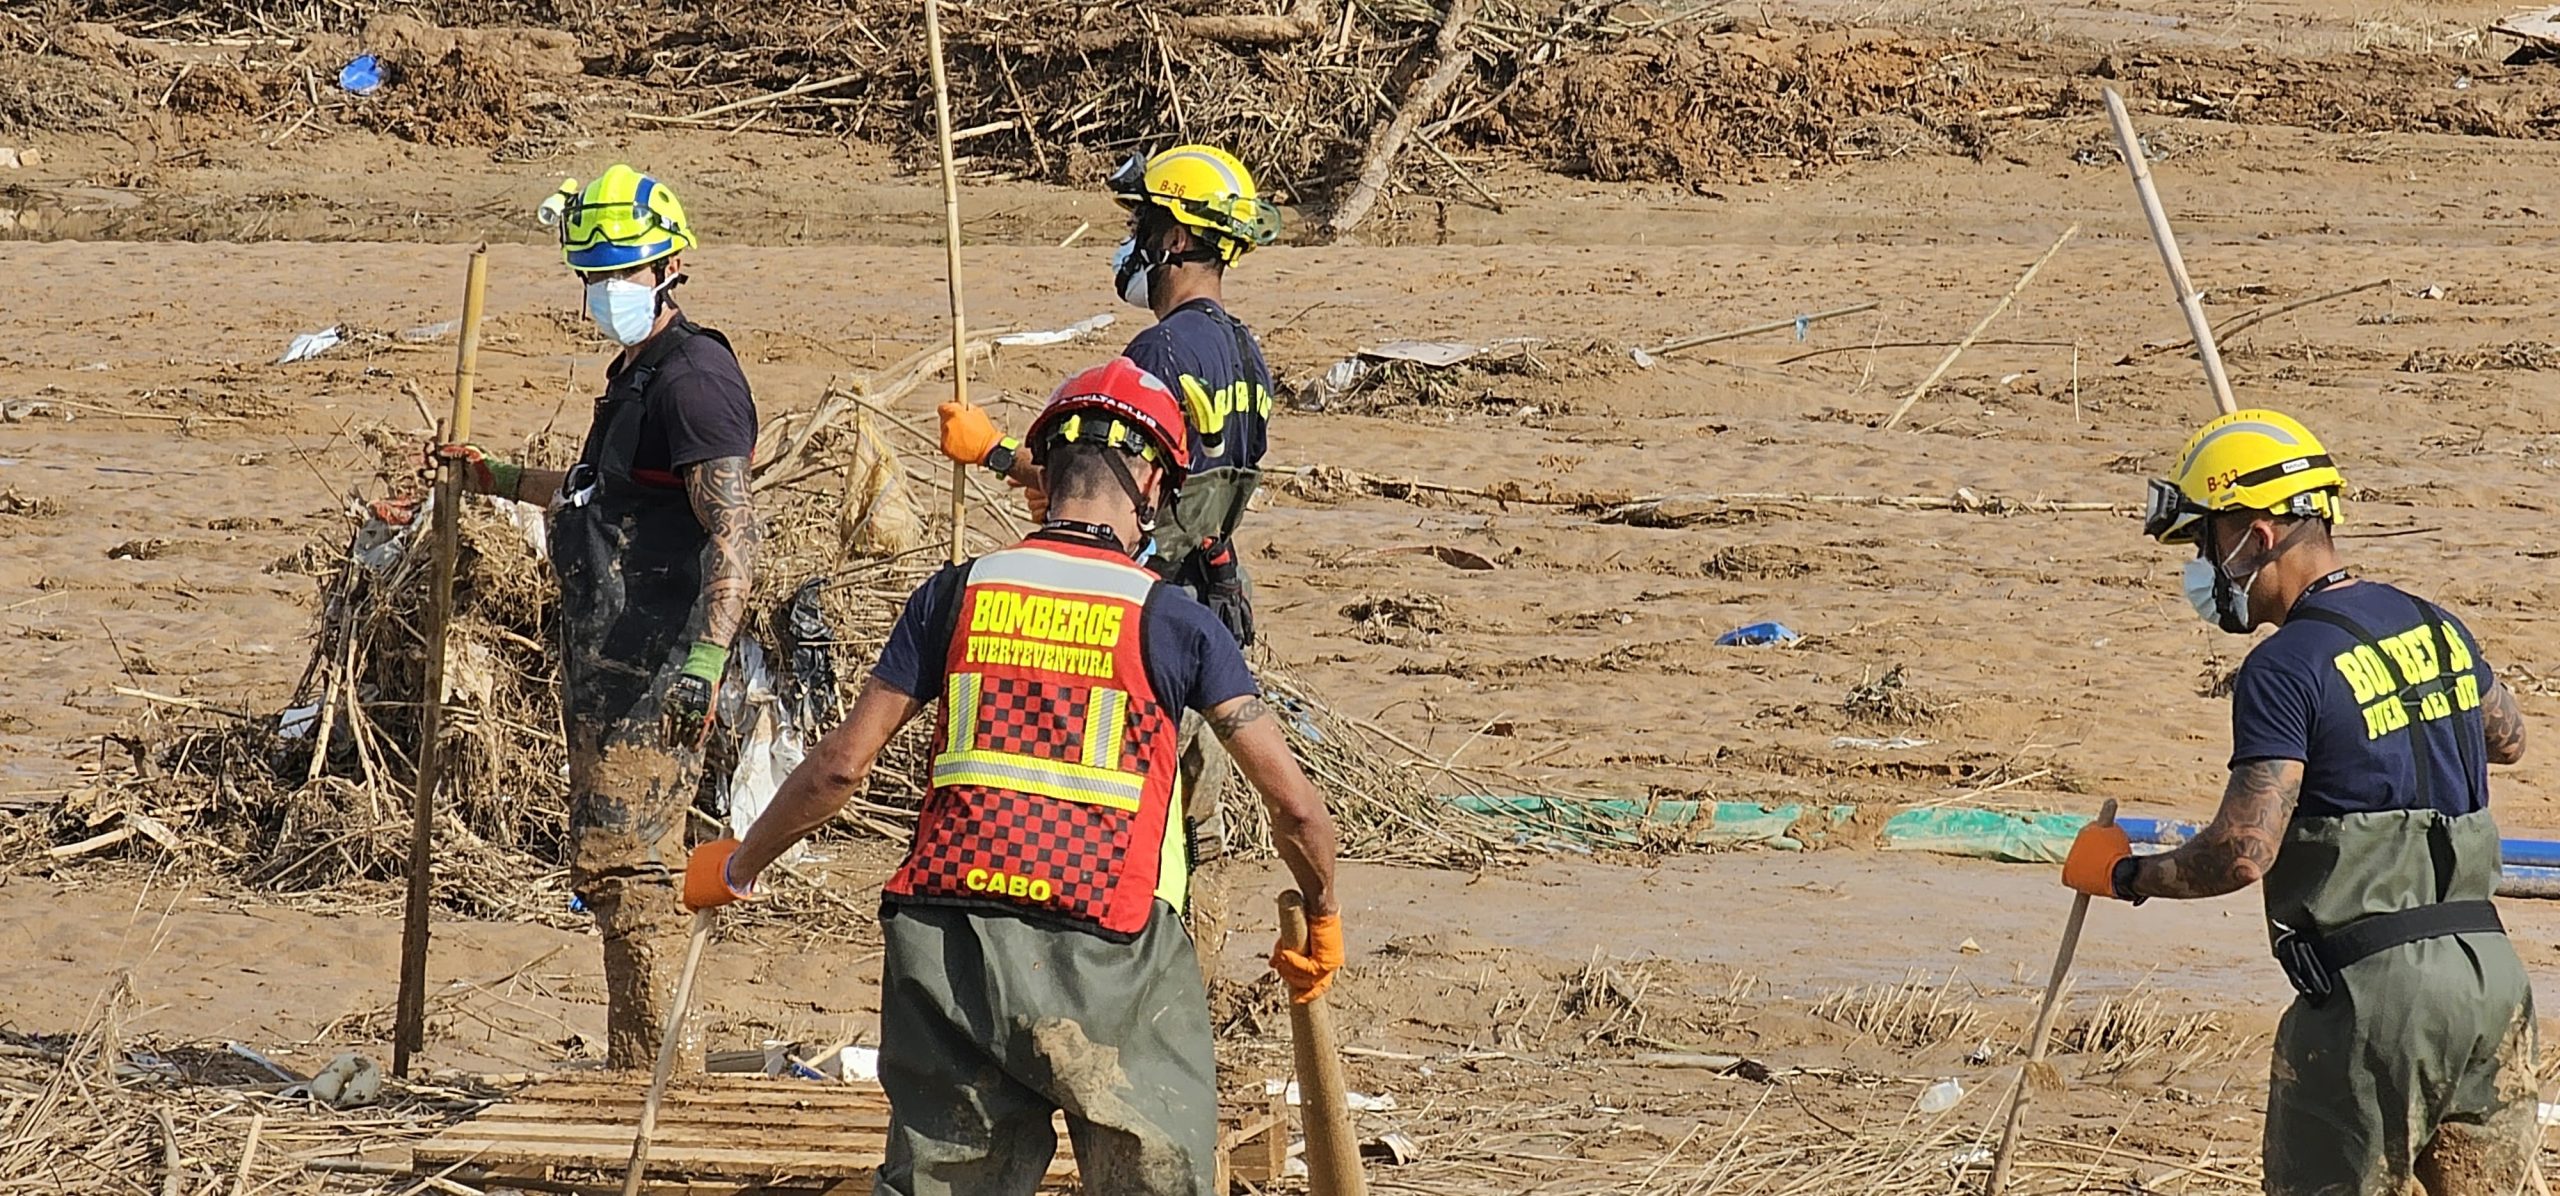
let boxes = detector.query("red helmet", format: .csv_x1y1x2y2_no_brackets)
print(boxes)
1026,357,1192,484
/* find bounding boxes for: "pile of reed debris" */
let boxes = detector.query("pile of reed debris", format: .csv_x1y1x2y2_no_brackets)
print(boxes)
19,338,1508,920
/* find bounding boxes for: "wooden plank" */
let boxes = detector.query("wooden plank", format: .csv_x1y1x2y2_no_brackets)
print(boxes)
429,1121,889,1151
416,1138,1078,1182
414,1138,884,1176
463,1111,901,1137
510,1081,892,1110
470,1101,890,1125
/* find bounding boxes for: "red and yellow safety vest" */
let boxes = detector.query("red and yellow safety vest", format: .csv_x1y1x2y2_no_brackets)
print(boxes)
884,537,1188,939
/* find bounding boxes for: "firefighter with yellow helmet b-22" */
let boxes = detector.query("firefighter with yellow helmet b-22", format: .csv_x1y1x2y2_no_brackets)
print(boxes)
434,164,762,1072
938,144,1284,860
2060,409,2537,1195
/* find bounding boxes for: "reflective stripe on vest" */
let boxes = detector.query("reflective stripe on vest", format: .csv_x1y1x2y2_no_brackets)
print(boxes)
884,538,1184,940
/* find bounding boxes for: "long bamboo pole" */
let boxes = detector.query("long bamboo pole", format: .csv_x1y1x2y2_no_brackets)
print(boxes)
2102,88,2238,415
1881,224,2077,431
921,0,972,566
393,244,488,1077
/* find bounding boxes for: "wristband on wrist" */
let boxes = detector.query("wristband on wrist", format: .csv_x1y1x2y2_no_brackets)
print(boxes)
722,855,755,899
683,640,731,681
2111,856,2148,905
984,437,1021,476
488,459,524,501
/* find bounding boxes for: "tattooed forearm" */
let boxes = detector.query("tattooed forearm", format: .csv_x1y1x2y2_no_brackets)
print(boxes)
1209,697,1271,740
2133,758,2301,899
2482,681,2528,766
686,456,762,649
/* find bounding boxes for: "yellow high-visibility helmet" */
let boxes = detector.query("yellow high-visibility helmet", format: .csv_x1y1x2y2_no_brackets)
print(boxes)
2143,409,2345,545
545,165,696,273
1108,144,1281,264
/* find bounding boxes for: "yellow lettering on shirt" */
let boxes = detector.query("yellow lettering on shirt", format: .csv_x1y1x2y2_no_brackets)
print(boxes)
2332,646,2395,705
2327,613,2484,742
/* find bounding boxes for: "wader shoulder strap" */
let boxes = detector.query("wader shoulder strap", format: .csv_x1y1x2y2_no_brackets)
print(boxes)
578,320,707,479
2290,603,2439,817
2413,595,2485,813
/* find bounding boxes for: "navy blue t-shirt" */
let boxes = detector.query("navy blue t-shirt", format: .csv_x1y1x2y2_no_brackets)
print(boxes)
871,534,1258,716
603,317,758,487
2229,581,2495,819
1121,299,1273,472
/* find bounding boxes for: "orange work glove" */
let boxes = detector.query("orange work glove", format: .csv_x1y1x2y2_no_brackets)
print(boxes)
2061,823,2138,902
682,837,756,911
937,401,1003,467
1271,913,1346,1004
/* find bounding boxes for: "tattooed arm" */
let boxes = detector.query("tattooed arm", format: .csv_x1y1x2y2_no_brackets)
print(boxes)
685,456,762,650
2129,758,2303,900
1213,695,1341,916
2483,680,2528,766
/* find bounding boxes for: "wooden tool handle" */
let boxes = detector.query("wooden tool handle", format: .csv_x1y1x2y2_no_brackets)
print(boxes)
1986,798,2118,1196
623,908,714,1196
1279,892,1366,1196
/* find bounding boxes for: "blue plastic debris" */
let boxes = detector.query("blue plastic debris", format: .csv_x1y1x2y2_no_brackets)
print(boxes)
338,55,382,96
1714,621,1801,647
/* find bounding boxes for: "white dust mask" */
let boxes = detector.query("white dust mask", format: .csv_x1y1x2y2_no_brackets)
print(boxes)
585,276,662,346
1111,238,1156,310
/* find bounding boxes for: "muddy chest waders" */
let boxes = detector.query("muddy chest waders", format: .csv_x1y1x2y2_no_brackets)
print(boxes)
2258,595,2537,1196
551,319,729,1071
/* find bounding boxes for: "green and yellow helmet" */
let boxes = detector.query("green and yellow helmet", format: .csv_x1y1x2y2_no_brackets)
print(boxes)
546,165,695,273
2143,409,2345,545
1108,144,1280,265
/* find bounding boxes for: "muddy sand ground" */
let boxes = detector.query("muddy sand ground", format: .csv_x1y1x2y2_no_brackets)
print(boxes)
6,0,2560,1188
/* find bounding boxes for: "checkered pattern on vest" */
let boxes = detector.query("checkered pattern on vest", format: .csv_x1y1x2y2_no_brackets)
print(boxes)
885,540,1183,939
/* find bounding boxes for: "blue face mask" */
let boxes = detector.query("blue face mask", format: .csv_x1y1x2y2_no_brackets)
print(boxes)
585,276,663,345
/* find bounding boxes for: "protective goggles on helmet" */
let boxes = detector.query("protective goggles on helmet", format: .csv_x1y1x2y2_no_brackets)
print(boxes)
2141,477,2207,541
1043,412,1171,468
1106,151,1152,202
2143,451,2340,540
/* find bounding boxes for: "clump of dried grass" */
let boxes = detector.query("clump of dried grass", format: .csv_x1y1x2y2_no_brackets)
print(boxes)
2056,988,2236,1078
1842,663,1952,727
1559,951,1659,1046
1813,970,1983,1050
2400,340,2560,373
0,975,469,1191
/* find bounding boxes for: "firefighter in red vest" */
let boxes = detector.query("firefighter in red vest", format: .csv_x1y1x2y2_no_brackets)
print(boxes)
682,357,1344,1195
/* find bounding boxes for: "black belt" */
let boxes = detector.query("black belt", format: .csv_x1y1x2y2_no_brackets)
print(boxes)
2273,900,2504,1003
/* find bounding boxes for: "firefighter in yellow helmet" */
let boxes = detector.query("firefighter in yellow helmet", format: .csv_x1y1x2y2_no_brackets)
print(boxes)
436,164,762,1071
939,144,1283,860
2061,410,2536,1194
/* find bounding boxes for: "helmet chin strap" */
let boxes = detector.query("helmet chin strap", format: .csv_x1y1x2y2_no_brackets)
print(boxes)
1095,448,1160,536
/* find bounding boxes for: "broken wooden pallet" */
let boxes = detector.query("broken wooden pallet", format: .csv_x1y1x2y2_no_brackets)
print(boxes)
411,1075,1075,1189
409,1074,1289,1192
